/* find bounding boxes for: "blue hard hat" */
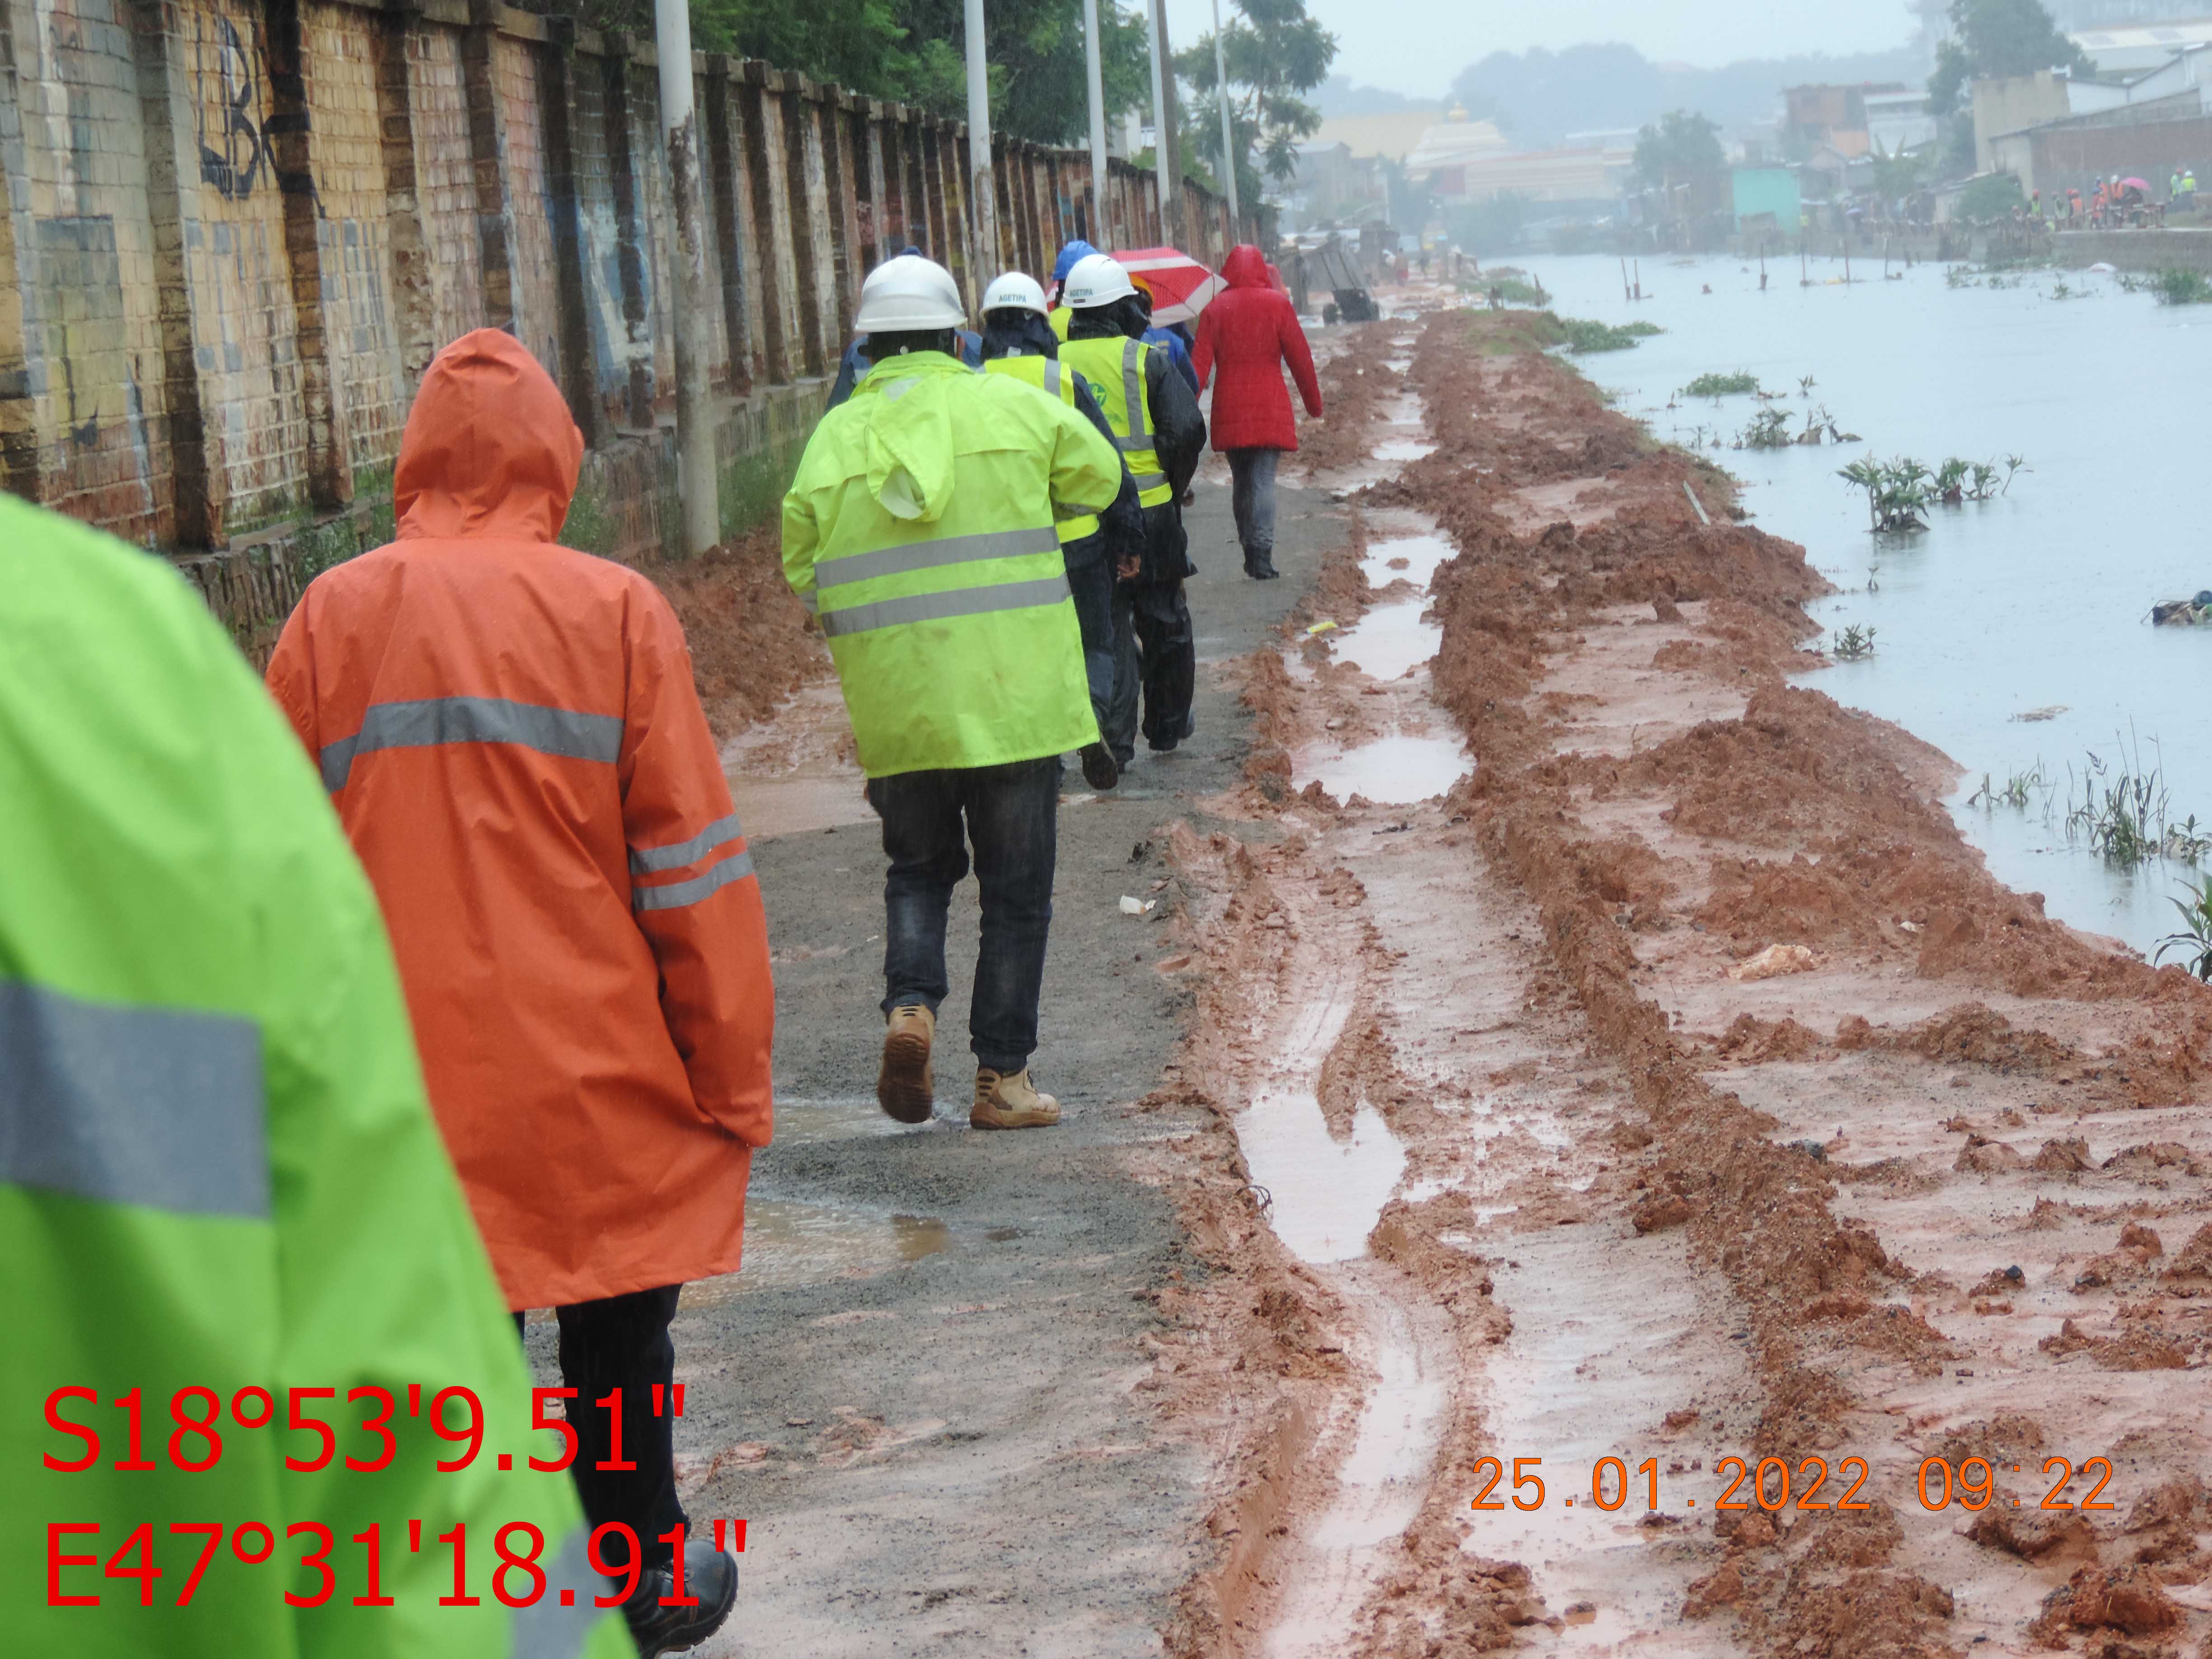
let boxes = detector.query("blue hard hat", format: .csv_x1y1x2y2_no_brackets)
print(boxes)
1053,239,1100,282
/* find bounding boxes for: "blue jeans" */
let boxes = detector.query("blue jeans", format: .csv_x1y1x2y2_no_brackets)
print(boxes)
866,757,1059,1073
1227,447,1280,558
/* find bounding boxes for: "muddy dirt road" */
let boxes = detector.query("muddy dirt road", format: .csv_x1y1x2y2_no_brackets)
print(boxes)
605,299,2212,1659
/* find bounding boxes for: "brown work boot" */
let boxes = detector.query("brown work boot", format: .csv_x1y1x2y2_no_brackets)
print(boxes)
877,1004,936,1123
971,1067,1061,1130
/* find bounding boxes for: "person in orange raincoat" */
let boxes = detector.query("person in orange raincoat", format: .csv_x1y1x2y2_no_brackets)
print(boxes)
266,329,770,1656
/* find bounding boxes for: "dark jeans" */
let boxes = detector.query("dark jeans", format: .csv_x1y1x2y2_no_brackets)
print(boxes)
866,757,1059,1072
513,1284,687,1571
1227,447,1281,557
1064,544,1116,732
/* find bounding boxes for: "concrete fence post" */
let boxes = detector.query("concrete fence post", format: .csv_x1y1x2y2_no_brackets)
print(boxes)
778,74,828,380
703,56,754,397
263,0,352,511
651,0,717,553
539,14,605,446
460,0,519,328
735,63,794,385
125,0,222,544
370,2,439,393
600,39,654,428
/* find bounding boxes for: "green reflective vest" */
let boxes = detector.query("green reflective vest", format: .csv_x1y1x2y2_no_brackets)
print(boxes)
982,354,1101,544
1059,334,1172,508
782,350,1122,777
1,495,633,1659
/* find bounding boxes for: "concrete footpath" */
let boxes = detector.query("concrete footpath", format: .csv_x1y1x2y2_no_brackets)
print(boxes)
525,477,1344,1656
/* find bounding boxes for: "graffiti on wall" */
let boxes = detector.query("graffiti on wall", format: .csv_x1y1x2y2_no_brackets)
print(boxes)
191,10,271,199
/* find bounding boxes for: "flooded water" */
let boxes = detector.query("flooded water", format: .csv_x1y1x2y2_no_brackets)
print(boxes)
1302,731,1470,805
1335,598,1438,681
1516,252,2212,956
684,1202,949,1303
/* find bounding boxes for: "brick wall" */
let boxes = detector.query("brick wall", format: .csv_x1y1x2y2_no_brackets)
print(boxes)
0,0,1264,651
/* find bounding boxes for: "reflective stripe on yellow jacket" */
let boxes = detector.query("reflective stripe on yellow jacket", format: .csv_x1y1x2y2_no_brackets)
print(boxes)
1059,334,1172,507
982,355,1101,544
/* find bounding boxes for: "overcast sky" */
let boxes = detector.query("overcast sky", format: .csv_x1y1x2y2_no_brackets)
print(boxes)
1154,0,1921,100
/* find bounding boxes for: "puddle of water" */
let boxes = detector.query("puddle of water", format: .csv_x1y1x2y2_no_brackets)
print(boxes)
1359,532,1454,591
1373,438,1435,462
1299,732,1471,805
1521,251,2212,957
1335,598,1439,682
1240,1095,1407,1264
1385,357,1413,372
683,1202,948,1302
770,1095,930,1143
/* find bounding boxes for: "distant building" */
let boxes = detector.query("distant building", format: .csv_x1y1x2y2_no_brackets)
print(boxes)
1731,165,1803,241
2071,18,2212,75
1280,141,1389,231
1865,89,1938,155
1403,105,1515,194
1782,84,1912,159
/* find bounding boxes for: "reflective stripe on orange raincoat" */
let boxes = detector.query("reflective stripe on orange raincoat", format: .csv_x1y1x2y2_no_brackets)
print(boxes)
266,328,773,1310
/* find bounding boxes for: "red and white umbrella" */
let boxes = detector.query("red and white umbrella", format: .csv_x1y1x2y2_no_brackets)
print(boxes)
1116,246,1224,325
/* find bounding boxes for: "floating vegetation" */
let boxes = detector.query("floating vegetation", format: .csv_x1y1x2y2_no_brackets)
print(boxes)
1561,318,1663,352
2150,268,2212,306
1968,763,2048,810
2061,734,2211,867
1740,402,1856,449
1682,370,1761,398
1838,457,1932,531
1832,623,1877,661
2156,875,2212,980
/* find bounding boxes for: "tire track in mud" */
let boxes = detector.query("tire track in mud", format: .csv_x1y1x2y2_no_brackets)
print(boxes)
1162,312,1772,1658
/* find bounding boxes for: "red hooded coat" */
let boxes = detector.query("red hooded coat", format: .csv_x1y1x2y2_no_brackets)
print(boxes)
1190,244,1323,452
266,329,774,1310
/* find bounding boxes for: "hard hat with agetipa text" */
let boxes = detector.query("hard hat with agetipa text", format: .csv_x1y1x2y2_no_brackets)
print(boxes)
855,253,967,333
1062,253,1136,309
980,271,1049,316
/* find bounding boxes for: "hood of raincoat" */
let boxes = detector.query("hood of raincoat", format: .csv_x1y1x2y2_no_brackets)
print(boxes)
981,309,1060,361
853,351,969,523
394,329,583,544
1221,243,1270,290
1053,239,1100,282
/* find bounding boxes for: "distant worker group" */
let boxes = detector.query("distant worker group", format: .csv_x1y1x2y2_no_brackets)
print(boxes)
783,238,1317,1132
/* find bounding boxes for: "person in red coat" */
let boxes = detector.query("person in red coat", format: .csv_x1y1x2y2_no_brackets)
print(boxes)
1191,244,1323,580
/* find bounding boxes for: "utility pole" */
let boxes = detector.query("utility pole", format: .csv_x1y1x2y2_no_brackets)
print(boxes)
1083,0,1109,245
1150,0,1182,244
1209,0,1239,230
964,0,999,285
654,0,716,554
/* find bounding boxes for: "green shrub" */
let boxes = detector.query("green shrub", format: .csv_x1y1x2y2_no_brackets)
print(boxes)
2151,267,2212,305
1682,370,1760,398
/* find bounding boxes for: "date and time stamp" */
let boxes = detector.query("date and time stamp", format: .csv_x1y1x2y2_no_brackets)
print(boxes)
1467,1453,2122,1516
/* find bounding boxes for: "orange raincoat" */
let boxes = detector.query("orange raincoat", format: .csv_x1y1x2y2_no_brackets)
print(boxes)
267,329,773,1310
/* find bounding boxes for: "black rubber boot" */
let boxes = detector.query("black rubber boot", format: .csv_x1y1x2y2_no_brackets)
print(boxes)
622,1542,739,1657
1244,551,1279,580
1079,741,1120,790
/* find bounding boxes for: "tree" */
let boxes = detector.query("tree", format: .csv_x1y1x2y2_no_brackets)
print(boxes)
1927,0,2090,118
1176,0,1338,207
1633,110,1724,203
572,0,1149,148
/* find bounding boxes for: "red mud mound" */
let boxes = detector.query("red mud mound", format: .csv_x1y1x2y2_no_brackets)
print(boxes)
1298,322,1405,474
642,524,829,738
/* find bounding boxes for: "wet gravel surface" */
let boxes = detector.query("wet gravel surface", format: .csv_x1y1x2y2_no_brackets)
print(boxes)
525,478,1344,1656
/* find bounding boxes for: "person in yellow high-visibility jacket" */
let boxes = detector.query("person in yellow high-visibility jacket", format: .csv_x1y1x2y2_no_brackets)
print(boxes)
977,268,1143,792
783,255,1122,1133
2,493,636,1659
1058,253,1208,768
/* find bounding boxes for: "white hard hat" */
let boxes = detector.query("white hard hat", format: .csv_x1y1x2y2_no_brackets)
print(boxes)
1062,253,1136,309
980,271,1048,315
854,254,966,333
